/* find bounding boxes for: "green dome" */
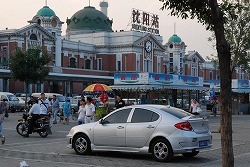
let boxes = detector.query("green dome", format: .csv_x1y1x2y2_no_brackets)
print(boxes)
168,34,182,43
66,6,112,32
37,6,56,17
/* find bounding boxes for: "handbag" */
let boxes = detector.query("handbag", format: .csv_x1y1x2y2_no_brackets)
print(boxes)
196,107,202,113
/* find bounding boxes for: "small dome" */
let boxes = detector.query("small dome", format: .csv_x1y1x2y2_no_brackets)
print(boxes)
37,6,56,17
100,1,108,7
168,34,182,43
66,6,112,32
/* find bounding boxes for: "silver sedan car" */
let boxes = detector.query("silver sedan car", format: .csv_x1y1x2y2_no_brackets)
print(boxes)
67,105,212,162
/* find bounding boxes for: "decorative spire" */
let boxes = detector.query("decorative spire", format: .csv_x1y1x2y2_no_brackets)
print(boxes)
174,22,176,34
45,0,47,6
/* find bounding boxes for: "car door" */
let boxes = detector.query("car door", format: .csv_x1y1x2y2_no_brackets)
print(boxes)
126,108,160,148
93,108,131,147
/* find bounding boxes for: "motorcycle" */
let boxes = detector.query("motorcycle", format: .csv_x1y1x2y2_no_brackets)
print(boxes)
16,112,52,138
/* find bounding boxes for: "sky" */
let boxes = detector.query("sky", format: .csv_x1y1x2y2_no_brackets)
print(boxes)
0,0,216,58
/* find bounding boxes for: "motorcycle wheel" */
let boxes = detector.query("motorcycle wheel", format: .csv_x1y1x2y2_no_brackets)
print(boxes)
39,131,48,138
16,123,28,136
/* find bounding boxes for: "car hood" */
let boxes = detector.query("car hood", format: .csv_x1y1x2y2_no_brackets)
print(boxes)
68,122,99,136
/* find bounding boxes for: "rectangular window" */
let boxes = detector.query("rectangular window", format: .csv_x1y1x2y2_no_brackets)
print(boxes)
136,60,140,71
169,63,173,73
210,71,213,80
191,66,197,76
97,58,102,70
117,61,121,71
157,62,160,73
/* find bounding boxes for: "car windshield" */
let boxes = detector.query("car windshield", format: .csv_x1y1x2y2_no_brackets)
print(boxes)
159,106,192,119
57,96,65,102
7,95,18,101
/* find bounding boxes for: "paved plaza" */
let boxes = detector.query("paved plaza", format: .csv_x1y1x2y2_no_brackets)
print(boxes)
1,112,250,167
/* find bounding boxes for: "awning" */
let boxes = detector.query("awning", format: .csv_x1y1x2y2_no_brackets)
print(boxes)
232,88,250,93
110,84,209,91
110,84,163,90
163,85,210,91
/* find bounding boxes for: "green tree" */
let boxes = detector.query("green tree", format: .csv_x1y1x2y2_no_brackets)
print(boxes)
9,47,51,107
159,0,240,166
208,0,250,72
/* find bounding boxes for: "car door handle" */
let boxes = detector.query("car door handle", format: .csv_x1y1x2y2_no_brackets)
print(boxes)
117,126,124,129
147,125,155,129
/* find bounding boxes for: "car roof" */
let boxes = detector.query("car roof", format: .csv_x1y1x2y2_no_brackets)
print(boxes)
119,104,192,119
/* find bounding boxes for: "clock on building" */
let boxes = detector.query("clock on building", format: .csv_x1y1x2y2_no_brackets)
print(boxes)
145,40,152,53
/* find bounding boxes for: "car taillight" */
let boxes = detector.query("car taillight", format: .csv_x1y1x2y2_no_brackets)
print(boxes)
174,122,193,131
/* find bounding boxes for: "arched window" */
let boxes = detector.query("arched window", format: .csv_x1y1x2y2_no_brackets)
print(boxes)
29,34,40,47
69,57,76,68
85,59,91,69
30,34,37,40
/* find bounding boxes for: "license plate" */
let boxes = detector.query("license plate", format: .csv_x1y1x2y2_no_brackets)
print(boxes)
199,140,208,147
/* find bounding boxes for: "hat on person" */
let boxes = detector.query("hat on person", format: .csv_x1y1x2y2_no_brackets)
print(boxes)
65,97,70,101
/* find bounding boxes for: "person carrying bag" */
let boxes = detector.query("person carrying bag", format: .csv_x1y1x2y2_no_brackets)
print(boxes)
0,99,8,144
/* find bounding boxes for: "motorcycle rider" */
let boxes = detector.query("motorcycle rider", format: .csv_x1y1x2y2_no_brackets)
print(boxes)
25,98,40,137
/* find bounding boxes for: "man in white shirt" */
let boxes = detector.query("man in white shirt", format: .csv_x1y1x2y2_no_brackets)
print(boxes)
39,93,50,116
84,97,95,124
26,98,41,137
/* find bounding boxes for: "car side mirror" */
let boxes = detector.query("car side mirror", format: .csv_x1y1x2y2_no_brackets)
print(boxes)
99,119,104,124
99,119,108,124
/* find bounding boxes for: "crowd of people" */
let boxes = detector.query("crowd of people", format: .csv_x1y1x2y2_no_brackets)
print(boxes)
0,91,220,144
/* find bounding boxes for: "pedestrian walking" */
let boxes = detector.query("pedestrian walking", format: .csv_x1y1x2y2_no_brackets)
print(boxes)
189,98,200,115
0,99,8,144
63,97,71,125
85,97,95,124
211,98,218,117
51,95,60,124
77,99,86,125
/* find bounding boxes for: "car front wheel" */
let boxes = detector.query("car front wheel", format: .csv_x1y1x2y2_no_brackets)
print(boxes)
73,134,91,155
151,139,173,162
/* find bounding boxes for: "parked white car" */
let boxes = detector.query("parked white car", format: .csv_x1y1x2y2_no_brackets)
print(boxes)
0,92,19,112
67,105,212,162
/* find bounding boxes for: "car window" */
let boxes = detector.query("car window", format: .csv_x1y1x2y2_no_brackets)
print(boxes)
159,106,192,119
131,108,159,123
7,95,18,101
104,108,131,124
57,96,65,102
0,95,6,101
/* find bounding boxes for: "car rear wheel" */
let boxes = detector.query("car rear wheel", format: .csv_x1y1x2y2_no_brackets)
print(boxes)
151,139,173,162
182,151,199,157
73,134,91,155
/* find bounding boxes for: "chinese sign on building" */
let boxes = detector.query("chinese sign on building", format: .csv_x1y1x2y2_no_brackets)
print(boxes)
131,8,159,35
